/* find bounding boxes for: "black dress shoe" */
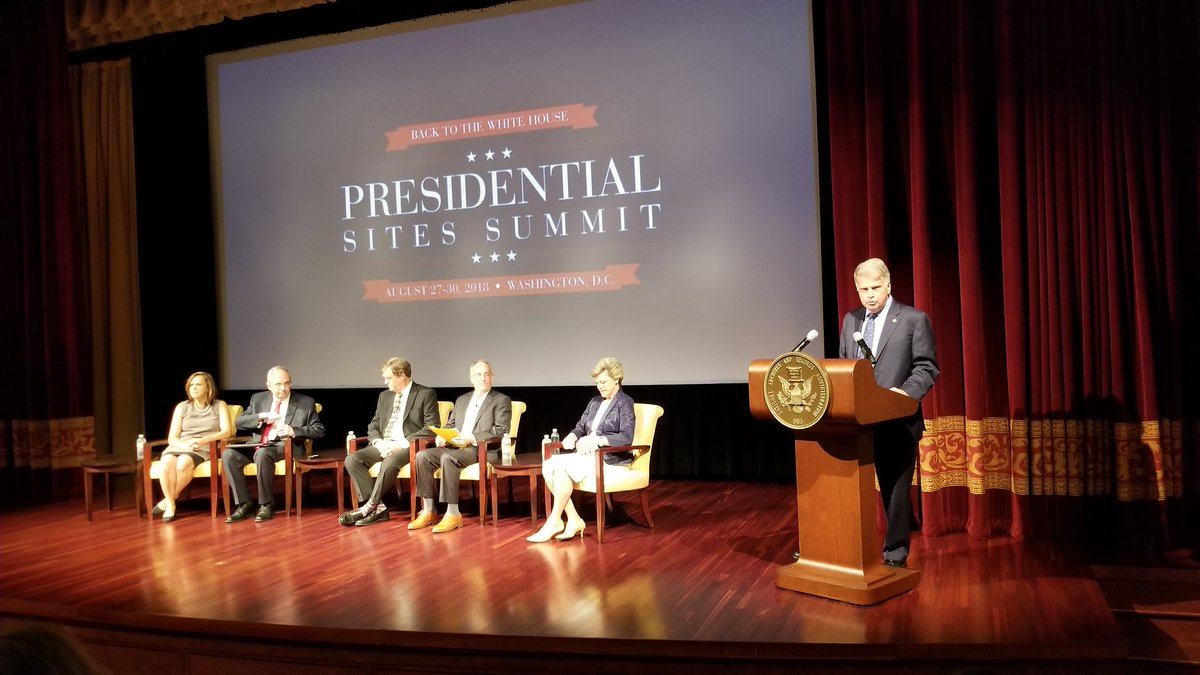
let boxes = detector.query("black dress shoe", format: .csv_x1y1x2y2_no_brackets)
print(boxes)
152,505,165,517
339,509,367,526
161,515,175,523
255,503,275,522
883,558,907,568
225,502,254,523
354,508,390,527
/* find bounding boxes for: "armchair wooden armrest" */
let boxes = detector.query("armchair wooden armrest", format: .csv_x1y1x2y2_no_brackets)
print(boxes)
346,434,428,516
542,441,564,459
593,444,650,497
140,438,170,517
217,435,296,517
142,437,224,518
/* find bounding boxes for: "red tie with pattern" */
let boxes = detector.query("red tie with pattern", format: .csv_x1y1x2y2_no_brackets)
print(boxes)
259,399,281,446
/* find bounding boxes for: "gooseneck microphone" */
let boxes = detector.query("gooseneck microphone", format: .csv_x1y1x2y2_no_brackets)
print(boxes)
852,331,877,365
792,329,819,353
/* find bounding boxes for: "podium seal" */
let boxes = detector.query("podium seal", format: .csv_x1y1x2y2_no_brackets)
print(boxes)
763,352,830,429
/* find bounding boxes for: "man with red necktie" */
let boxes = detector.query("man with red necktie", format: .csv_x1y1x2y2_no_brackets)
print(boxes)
225,365,325,523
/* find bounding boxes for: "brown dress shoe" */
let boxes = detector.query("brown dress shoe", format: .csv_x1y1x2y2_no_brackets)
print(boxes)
408,510,435,530
432,513,464,533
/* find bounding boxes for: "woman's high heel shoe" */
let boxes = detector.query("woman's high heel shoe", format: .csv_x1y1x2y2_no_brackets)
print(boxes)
556,520,586,540
527,520,565,543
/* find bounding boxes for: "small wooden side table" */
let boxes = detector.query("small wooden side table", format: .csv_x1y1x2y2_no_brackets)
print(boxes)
492,452,543,531
295,455,345,516
81,457,138,521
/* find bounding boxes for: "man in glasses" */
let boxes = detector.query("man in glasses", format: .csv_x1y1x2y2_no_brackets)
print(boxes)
225,365,325,523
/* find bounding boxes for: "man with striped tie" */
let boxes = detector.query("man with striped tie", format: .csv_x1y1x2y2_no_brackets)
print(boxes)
340,357,438,527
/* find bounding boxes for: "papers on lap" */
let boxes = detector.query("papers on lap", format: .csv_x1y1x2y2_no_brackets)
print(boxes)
429,427,466,447
225,441,276,456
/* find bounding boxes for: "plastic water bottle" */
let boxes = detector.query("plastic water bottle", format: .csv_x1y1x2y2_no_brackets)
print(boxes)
346,431,356,454
136,434,146,461
541,433,551,457
550,428,560,444
501,434,513,465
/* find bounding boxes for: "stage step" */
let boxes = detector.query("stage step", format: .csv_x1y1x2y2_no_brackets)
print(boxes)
1093,564,1200,667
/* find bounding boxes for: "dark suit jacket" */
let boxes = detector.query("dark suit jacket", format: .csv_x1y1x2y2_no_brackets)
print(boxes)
235,391,325,444
366,383,438,444
445,389,512,448
839,300,939,441
568,390,636,464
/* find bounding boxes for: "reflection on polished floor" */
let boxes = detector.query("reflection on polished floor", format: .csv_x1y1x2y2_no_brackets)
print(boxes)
0,478,1143,672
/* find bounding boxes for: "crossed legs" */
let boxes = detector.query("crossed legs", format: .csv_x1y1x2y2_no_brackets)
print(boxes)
157,453,196,519
529,455,588,542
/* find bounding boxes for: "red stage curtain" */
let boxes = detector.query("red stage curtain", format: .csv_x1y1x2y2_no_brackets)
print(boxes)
0,0,96,500
819,0,1199,547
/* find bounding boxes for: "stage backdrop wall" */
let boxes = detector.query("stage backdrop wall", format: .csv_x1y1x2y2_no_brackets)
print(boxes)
819,0,1199,547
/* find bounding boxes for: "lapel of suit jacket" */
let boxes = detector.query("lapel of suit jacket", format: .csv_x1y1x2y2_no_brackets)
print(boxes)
472,390,495,434
284,395,306,427
847,308,866,355
875,303,904,358
477,390,501,434
400,386,416,420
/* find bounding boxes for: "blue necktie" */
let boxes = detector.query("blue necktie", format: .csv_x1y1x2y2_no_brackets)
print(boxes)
861,312,877,359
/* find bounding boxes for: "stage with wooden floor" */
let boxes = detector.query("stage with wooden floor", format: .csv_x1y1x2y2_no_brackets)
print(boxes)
0,476,1193,673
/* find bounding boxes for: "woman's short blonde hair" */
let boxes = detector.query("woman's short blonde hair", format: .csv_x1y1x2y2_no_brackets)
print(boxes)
592,357,624,384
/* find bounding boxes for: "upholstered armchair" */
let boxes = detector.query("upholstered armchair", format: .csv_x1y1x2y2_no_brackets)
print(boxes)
141,404,240,518
220,403,320,517
435,400,526,525
346,400,452,515
543,402,664,543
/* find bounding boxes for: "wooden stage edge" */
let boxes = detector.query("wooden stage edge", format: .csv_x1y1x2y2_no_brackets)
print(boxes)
0,596,1137,674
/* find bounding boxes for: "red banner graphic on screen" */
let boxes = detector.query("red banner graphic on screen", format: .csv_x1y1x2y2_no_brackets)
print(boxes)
361,264,639,303
385,103,598,151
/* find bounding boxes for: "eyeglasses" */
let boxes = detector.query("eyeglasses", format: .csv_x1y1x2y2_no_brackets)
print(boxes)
267,381,292,389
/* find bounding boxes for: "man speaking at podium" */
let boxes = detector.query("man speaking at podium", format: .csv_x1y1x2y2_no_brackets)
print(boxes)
838,258,939,569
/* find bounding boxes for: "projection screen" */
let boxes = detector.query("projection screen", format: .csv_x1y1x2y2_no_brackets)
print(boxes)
208,0,822,388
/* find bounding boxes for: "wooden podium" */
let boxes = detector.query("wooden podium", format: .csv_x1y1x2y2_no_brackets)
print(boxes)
749,357,920,605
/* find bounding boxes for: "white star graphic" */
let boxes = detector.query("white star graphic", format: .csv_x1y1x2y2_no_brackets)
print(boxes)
471,253,481,263
466,152,477,162
489,251,500,262
502,147,513,158
484,149,495,160
506,250,517,261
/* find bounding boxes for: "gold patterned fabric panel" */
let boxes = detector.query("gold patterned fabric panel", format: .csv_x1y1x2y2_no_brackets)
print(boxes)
918,415,1183,502
66,0,336,51
0,417,96,469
